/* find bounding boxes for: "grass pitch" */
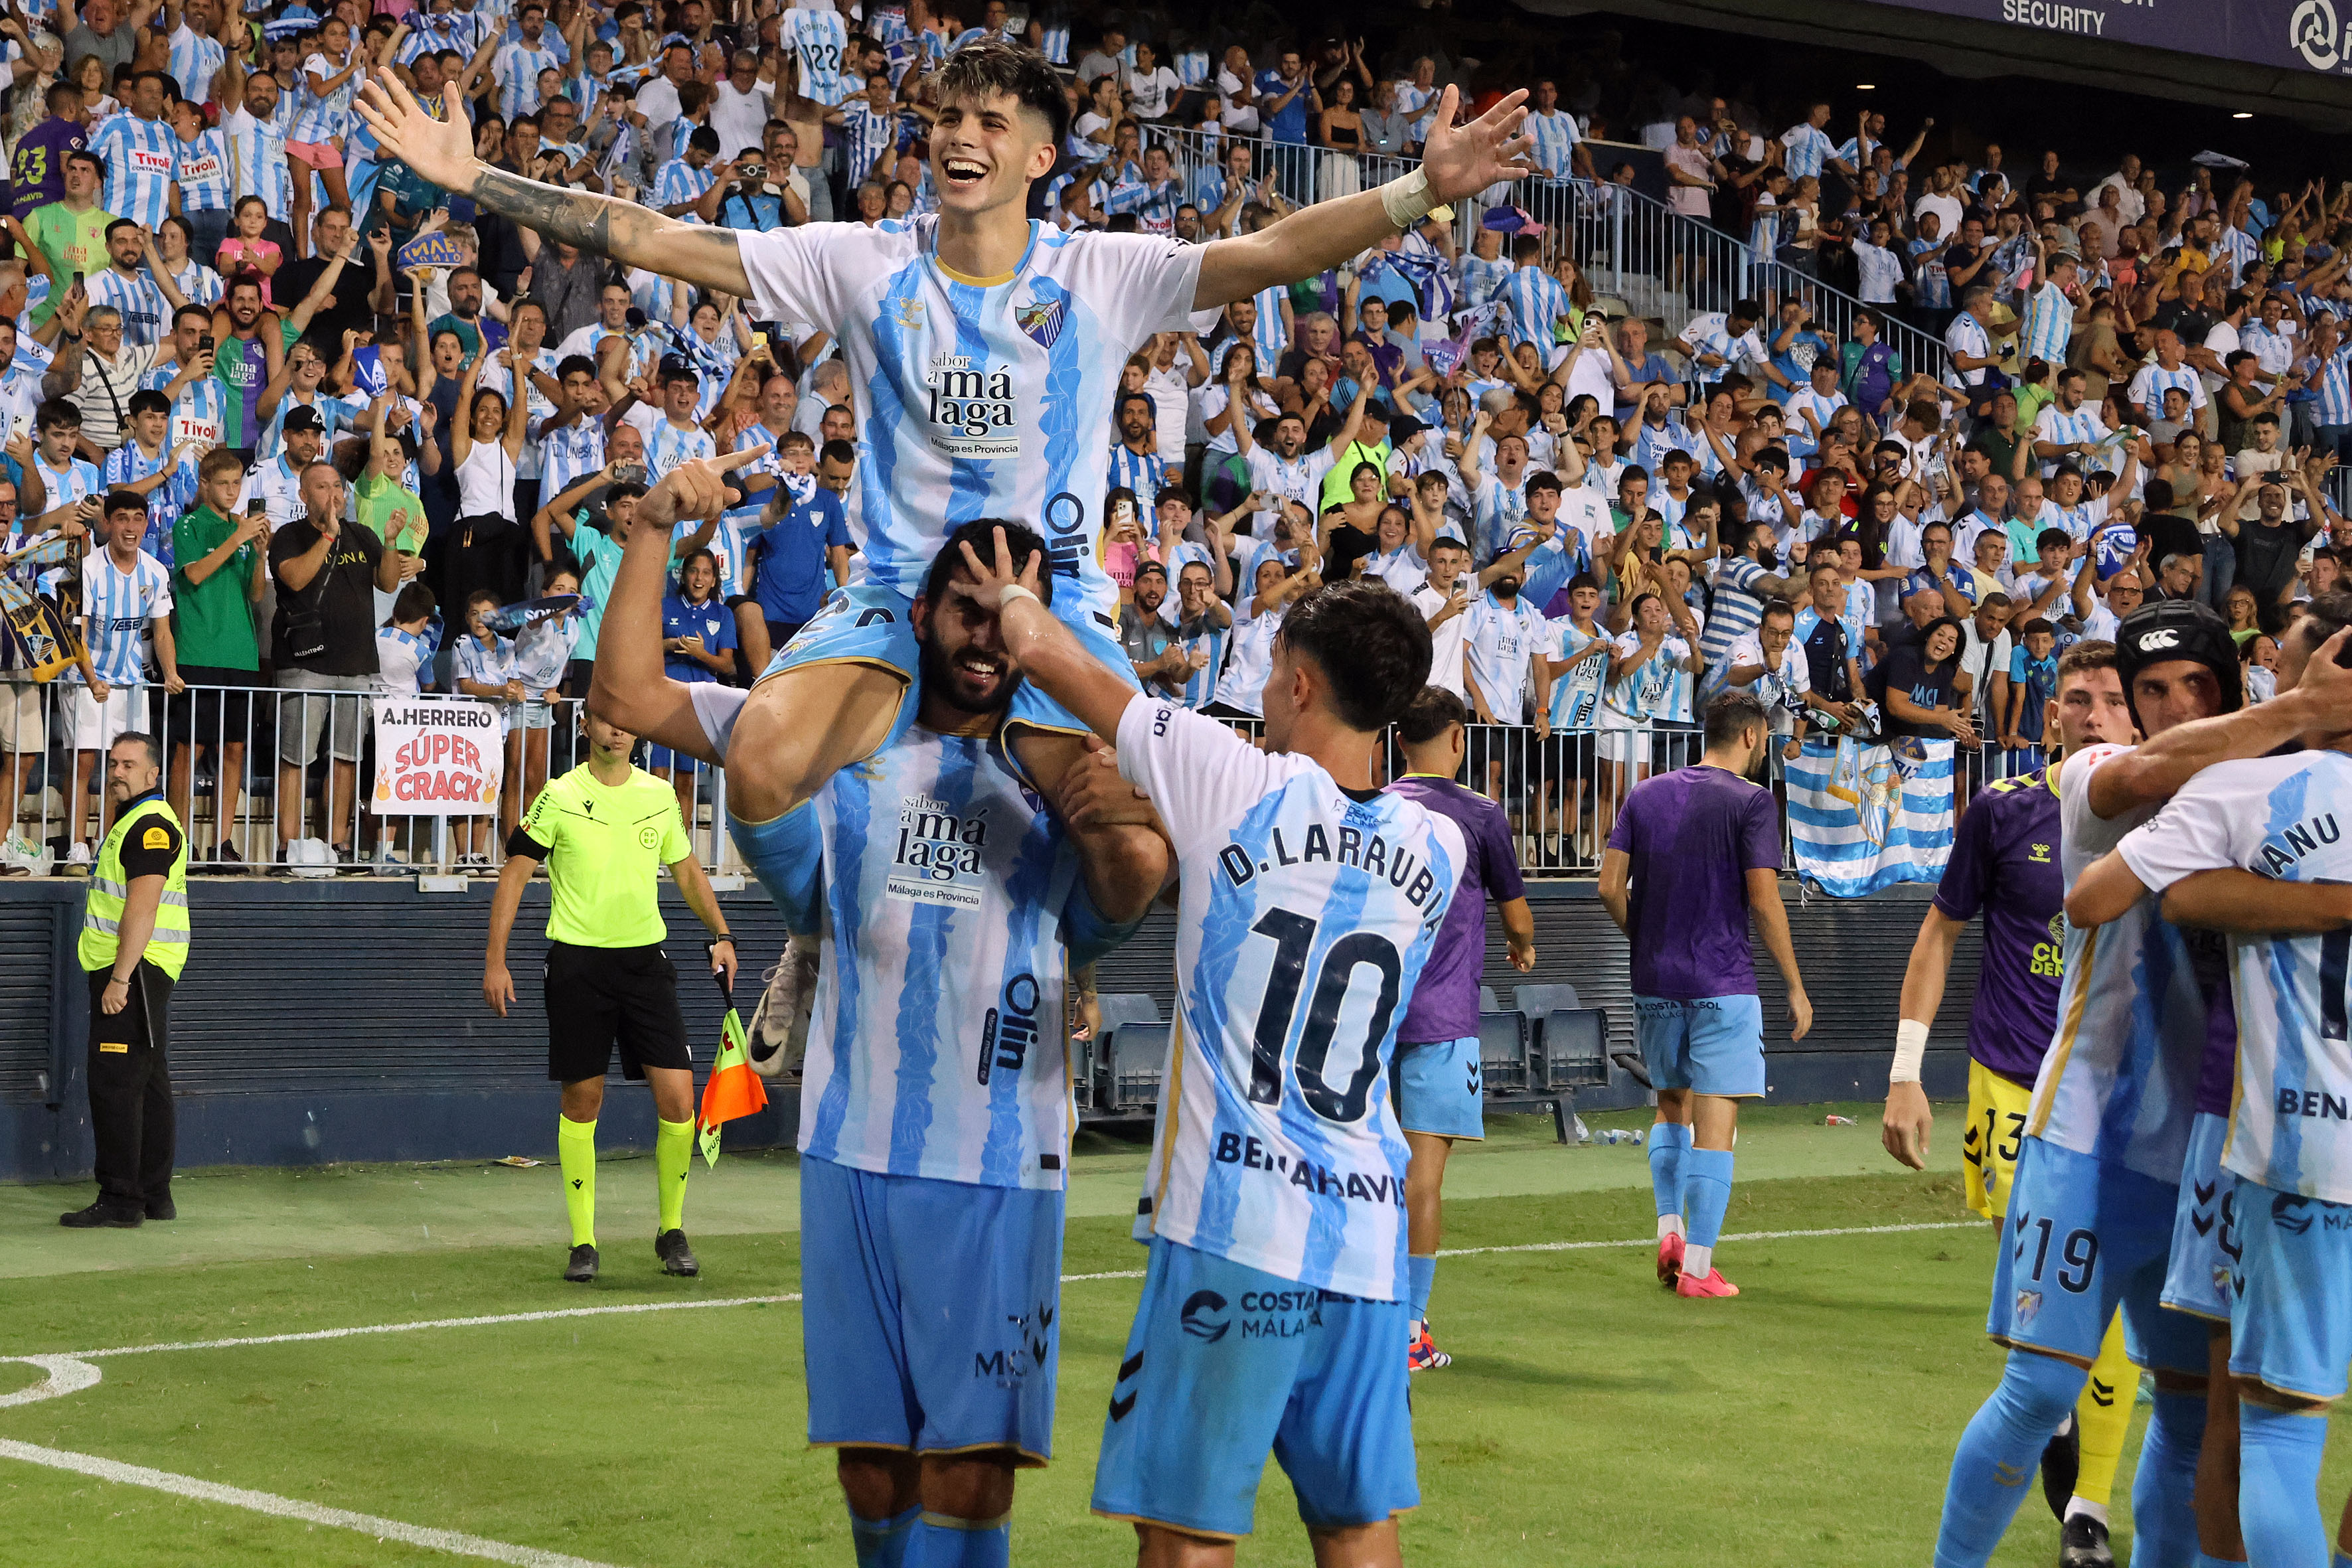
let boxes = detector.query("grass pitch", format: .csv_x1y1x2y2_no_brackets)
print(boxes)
5,1105,2348,1567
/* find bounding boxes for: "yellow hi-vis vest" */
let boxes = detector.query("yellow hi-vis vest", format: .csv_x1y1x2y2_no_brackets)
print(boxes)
78,795,190,981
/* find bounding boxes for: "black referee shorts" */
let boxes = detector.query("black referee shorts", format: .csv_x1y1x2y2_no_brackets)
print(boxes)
544,941,692,1083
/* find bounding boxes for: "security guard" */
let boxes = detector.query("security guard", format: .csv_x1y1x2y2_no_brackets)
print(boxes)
62,732,189,1228
483,710,738,1284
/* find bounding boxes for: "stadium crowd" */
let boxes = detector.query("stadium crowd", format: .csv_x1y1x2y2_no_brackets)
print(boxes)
0,0,2335,874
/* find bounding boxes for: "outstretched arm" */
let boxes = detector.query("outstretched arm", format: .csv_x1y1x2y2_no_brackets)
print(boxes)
1192,86,1535,309
356,71,750,297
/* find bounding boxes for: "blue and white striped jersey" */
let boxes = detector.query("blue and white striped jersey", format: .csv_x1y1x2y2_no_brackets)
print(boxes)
1106,441,1164,501
86,268,169,348
2026,743,2211,1183
2306,343,2352,427
452,630,516,696
838,101,899,189
174,126,231,212
1456,252,1512,313
397,9,485,66
1113,698,1464,1298
1249,281,1289,364
651,155,713,216
1780,122,1833,180
669,514,744,597
2032,404,2115,477
221,106,292,221
737,215,1205,621
781,5,852,106
1524,108,1580,179
797,725,1086,1190
2128,361,2206,414
88,112,178,230
536,416,606,505
1498,264,1568,349
78,546,172,685
1547,617,1608,729
644,416,714,481
141,360,228,447
289,52,358,145
168,24,226,104
494,40,562,120
2019,280,2074,366
2118,751,2352,1202
35,453,100,518
1605,632,1693,724
376,625,433,694
1464,590,1544,720
1174,613,1227,708
255,392,341,465
102,439,198,528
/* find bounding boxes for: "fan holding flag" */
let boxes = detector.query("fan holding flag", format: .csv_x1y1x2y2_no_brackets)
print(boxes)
481,708,739,1285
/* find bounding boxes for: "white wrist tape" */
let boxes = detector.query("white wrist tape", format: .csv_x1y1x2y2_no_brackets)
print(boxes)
996,584,1040,612
1891,1018,1930,1084
1379,169,1436,230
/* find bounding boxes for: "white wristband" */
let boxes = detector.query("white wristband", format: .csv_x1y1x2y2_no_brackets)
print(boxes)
1379,169,1436,231
996,584,1040,612
1891,1018,1930,1085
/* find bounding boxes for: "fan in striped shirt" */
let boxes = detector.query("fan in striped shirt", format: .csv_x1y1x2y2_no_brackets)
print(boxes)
86,220,172,349
493,5,562,120
2017,254,2081,369
652,127,720,218
88,78,181,232
167,6,228,106
827,74,902,191
289,19,366,235
1108,392,1166,499
68,493,181,854
101,390,202,555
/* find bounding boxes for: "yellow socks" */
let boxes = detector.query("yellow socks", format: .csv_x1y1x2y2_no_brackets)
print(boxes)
558,1116,598,1247
2073,1310,2142,1508
655,1118,693,1233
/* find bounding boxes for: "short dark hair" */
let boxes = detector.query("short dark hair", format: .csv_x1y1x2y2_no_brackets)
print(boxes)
819,438,856,466
127,388,169,418
1761,597,1796,625
934,38,1071,157
35,398,79,433
102,489,146,517
110,731,161,769
1701,690,1768,747
921,518,1054,608
1396,685,1468,745
1275,580,1432,732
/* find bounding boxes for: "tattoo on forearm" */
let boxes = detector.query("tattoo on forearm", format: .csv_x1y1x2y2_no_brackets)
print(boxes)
465,165,743,287
469,165,628,253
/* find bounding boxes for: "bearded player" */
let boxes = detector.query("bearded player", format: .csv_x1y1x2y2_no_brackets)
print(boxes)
355,42,1535,1024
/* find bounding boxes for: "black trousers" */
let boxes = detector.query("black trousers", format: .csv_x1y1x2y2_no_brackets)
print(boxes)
86,963,175,1208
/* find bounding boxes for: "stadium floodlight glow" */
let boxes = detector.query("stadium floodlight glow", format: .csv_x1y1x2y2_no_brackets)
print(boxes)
1855,82,1874,90
2233,112,2254,119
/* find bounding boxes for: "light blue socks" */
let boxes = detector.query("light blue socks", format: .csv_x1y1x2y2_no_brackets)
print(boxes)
849,1505,919,1568
1933,1349,2086,1568
911,1512,1010,1568
1649,1121,1691,1233
1682,1146,1734,1279
2240,1401,2330,1568
2127,1388,2205,1567
1408,1253,1436,1324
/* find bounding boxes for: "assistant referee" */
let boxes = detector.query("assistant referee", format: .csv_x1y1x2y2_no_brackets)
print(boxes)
484,710,738,1285
62,732,189,1229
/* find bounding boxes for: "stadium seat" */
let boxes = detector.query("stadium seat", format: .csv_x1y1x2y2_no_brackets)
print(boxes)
1477,1010,1529,1096
1512,983,1581,1018
1097,993,1162,1032
1100,1022,1170,1115
1531,1008,1610,1093
1478,984,1502,1013
1079,996,1159,1115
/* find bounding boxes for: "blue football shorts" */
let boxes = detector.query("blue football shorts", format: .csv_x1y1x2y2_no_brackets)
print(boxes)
2230,1178,2352,1402
1986,1135,2209,1378
2159,1110,2237,1325
1634,994,1765,1099
763,580,1137,752
1091,1238,1418,1540
1393,1036,1484,1140
799,1154,1065,1463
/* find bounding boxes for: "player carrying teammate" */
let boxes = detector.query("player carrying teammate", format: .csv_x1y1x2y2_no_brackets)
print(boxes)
959,532,1461,1565
1883,640,2140,1567
582,452,1161,1568
481,709,739,1284
1929,599,2352,1567
353,40,1533,1018
1599,689,1812,1299
2082,591,2352,1568
1386,685,1537,1372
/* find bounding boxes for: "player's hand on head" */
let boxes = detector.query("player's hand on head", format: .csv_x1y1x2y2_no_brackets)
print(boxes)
954,524,1043,609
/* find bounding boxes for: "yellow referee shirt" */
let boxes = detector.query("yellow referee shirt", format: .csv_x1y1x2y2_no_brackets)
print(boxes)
514,764,693,948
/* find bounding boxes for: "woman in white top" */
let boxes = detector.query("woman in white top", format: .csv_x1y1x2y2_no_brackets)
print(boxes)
1196,341,1281,511
1206,554,1321,719
451,347,529,524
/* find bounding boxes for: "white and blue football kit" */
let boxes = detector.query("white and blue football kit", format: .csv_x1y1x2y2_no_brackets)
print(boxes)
737,214,1204,737
1090,699,1463,1541
2118,750,2352,1398
797,724,1135,1464
87,111,177,230
780,3,853,105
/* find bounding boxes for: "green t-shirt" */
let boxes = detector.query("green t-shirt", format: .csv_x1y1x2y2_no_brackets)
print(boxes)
568,520,622,660
515,763,692,947
354,472,427,554
25,201,111,324
169,505,261,671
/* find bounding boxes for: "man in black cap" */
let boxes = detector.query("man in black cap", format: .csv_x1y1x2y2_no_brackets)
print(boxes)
250,404,328,532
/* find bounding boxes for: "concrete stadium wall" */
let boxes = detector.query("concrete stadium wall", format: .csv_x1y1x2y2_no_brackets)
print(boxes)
0,878,1975,1183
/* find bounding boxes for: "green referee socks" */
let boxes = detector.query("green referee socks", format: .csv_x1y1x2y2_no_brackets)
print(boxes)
558,1116,598,1247
655,1118,694,1233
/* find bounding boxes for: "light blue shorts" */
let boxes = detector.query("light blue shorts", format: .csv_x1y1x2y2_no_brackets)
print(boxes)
1987,1136,2209,1378
1393,1036,1483,1140
799,1154,1065,1464
1634,994,1765,1099
2230,1179,2352,1401
765,580,1137,754
2160,1110,2238,1325
1091,1239,1418,1540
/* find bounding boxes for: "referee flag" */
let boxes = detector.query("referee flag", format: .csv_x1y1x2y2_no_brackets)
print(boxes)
697,986,767,1167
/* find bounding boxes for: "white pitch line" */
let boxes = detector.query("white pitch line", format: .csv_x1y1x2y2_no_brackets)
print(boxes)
0,1216,1974,1568
0,1438,629,1568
